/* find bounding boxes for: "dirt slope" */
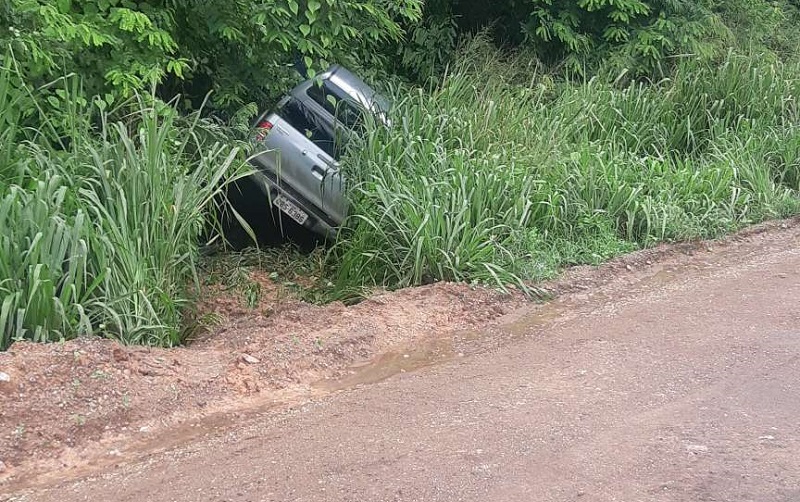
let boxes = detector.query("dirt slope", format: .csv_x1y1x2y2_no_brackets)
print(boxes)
0,282,521,487
2,219,800,501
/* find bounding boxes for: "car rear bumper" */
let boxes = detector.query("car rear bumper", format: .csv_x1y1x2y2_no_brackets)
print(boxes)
249,170,340,241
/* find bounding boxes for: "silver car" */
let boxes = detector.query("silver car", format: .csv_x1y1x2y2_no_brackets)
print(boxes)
249,65,389,240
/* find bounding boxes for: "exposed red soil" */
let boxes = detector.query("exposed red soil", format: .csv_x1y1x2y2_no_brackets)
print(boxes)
0,279,521,485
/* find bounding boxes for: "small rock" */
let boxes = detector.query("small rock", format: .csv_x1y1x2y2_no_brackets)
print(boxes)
139,426,151,433
108,449,121,456
686,444,708,453
759,435,775,440
0,372,10,383
0,460,6,472
625,264,633,271
240,354,260,365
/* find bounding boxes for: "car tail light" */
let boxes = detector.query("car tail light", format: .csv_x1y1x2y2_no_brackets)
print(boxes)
254,120,273,141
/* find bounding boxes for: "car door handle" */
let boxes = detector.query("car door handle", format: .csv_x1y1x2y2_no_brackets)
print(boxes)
311,165,327,179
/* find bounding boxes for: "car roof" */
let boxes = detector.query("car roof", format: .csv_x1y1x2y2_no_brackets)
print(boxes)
314,65,389,112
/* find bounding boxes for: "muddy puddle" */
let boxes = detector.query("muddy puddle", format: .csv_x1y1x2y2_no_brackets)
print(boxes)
315,300,573,392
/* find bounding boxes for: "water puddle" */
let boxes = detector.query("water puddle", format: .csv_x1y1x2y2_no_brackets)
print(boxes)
314,335,457,392
316,301,571,392
502,300,570,337
647,267,677,287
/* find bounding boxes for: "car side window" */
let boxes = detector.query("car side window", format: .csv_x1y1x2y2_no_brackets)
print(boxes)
279,99,336,158
307,82,364,129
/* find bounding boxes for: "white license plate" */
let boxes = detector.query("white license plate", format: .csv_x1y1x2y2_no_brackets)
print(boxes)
273,195,309,225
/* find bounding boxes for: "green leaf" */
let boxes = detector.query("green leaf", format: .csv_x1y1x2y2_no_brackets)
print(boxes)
300,24,311,36
56,0,72,13
306,9,317,24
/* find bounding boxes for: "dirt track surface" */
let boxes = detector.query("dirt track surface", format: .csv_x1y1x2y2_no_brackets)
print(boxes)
4,220,800,501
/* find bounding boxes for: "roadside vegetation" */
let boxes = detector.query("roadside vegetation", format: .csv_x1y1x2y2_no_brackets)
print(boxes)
334,40,800,294
0,68,248,349
2,0,800,348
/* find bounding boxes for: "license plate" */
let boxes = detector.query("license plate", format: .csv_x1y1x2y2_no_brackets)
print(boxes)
273,195,309,225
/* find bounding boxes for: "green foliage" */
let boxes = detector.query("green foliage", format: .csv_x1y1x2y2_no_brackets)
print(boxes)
513,215,637,281
713,0,800,58
4,0,800,110
1,0,423,113
388,0,458,82
523,0,725,73
0,65,249,350
0,176,95,344
4,0,800,348
4,0,184,97
164,0,421,111
417,0,800,78
330,39,800,298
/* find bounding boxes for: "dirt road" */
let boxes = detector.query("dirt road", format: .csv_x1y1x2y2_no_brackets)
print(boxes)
5,223,800,501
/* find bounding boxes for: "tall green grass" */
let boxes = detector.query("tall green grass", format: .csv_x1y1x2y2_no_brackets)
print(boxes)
0,65,247,349
5,38,800,347
333,39,800,294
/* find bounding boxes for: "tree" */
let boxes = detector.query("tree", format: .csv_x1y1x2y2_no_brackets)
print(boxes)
420,0,729,75
1,0,423,113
